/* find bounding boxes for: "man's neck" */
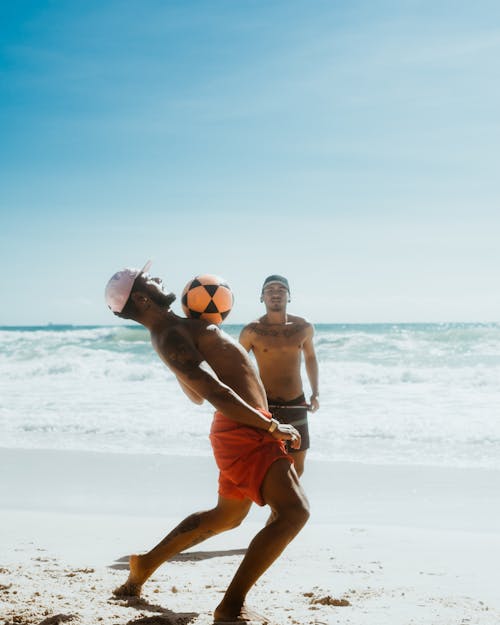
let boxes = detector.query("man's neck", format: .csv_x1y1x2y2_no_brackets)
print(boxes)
264,310,288,325
141,307,175,332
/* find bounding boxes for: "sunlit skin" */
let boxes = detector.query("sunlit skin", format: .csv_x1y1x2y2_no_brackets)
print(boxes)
111,273,310,623
239,283,319,477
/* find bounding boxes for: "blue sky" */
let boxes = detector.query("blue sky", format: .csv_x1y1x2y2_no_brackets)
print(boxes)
1,0,499,325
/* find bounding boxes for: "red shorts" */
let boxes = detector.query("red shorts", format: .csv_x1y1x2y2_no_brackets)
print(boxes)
209,409,293,506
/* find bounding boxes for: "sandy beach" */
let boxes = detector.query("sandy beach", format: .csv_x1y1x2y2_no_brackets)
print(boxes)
1,448,499,625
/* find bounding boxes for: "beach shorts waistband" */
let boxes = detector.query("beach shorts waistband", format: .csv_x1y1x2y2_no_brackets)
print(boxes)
267,393,306,408
212,407,272,431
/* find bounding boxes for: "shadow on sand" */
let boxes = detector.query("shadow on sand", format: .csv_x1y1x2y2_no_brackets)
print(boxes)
110,548,247,570
110,594,198,625
108,549,250,624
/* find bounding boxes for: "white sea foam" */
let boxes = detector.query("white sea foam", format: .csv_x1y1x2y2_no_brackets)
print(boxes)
1,323,499,468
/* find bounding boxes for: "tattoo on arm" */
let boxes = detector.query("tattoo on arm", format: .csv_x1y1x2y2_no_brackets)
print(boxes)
164,330,203,376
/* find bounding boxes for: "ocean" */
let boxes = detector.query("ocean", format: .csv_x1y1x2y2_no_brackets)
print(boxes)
1,323,499,469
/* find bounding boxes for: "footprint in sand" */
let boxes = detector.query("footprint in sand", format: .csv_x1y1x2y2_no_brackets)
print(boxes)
37,615,77,625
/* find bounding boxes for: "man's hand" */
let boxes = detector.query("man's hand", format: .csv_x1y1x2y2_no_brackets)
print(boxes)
271,423,301,450
309,394,320,413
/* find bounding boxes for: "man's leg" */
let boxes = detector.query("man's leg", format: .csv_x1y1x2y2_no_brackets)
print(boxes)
114,496,252,597
265,450,306,525
289,449,306,477
214,459,309,621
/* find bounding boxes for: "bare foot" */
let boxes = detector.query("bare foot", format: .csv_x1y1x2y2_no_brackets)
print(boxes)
113,554,150,598
213,603,269,624
113,580,142,598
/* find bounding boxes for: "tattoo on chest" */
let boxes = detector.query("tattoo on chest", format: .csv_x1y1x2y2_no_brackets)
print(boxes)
251,323,306,339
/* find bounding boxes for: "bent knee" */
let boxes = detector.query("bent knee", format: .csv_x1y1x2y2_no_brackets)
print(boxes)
209,507,249,532
221,514,246,531
296,501,310,527
278,500,310,530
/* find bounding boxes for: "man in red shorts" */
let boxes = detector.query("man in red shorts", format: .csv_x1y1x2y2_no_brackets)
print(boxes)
105,262,309,624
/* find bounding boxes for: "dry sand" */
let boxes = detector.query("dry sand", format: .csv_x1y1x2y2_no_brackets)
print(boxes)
1,449,499,625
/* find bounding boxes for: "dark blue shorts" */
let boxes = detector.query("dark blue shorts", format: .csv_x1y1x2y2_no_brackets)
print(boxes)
267,394,310,453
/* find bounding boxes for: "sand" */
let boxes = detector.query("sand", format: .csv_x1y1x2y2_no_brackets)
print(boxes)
1,448,499,625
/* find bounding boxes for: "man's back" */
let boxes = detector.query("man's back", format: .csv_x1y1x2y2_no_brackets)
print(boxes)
151,316,268,409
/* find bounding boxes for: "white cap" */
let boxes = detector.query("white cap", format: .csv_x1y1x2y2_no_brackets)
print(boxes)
105,260,152,313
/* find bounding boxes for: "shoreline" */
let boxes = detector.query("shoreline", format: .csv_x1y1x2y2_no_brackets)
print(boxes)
1,448,500,624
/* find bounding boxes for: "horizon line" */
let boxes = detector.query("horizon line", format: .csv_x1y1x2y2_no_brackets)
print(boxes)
1,321,498,329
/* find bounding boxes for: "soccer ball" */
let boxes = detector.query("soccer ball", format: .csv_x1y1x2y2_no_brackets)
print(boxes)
181,274,234,324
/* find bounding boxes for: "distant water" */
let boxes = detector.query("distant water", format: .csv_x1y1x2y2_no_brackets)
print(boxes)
1,323,499,469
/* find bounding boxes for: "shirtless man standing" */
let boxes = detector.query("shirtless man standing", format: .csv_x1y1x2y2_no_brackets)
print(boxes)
104,262,309,624
239,275,319,477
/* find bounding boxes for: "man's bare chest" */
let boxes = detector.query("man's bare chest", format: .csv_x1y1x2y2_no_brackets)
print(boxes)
251,324,307,351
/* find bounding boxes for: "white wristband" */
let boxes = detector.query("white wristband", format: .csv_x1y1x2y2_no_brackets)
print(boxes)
268,418,279,433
